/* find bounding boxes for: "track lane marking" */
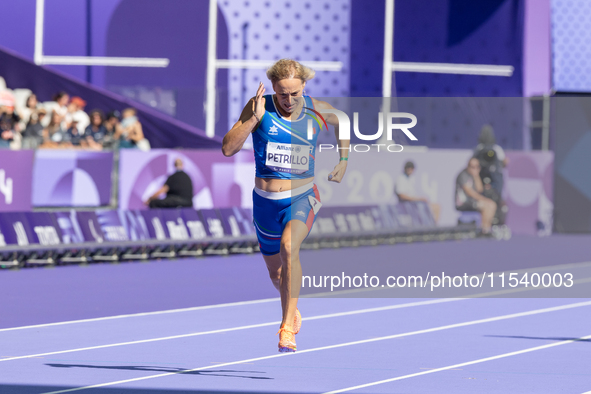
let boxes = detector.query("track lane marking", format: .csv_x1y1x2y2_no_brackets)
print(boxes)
324,333,591,393
4,260,591,332
39,300,591,394
0,298,281,333
0,298,460,362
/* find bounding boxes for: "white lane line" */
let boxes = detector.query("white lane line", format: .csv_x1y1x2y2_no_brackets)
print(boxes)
5,260,591,332
0,298,280,333
0,298,461,362
39,300,591,394
324,334,591,393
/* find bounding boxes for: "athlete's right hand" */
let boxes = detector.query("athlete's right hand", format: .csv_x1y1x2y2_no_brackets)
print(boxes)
252,82,266,122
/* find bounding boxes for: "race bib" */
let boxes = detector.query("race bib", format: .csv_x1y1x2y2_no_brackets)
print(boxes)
265,142,311,174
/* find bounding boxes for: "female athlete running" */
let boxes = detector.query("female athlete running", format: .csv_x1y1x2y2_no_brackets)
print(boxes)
222,59,349,352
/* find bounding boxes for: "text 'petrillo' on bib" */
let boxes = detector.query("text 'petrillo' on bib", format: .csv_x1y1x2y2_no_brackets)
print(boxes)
265,142,312,174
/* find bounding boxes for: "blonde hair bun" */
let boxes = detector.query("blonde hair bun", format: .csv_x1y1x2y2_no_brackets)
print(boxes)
266,59,315,84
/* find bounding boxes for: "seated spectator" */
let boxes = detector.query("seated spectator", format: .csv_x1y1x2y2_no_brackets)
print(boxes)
41,110,67,147
145,158,193,208
0,91,20,149
118,107,150,151
64,115,88,148
65,96,90,131
455,157,497,234
102,110,122,149
43,91,69,127
84,109,107,150
22,108,47,149
395,161,441,223
18,94,40,130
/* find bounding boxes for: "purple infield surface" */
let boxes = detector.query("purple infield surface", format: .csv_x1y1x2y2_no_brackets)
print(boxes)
0,235,590,393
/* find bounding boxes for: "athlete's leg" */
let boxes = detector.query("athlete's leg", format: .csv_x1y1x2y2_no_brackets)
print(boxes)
278,220,309,330
262,253,282,292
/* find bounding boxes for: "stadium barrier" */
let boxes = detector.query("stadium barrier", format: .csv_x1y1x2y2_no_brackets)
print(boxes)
0,201,476,269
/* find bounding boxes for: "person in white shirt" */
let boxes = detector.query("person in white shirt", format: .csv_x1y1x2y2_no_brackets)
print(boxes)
65,96,90,132
395,161,440,223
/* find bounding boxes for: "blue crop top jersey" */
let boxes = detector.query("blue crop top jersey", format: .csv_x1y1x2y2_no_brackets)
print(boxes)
252,95,321,180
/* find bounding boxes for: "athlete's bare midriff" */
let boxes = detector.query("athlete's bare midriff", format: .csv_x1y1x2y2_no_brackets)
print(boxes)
255,177,314,192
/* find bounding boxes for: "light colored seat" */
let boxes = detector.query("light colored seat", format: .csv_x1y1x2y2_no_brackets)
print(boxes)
13,88,33,111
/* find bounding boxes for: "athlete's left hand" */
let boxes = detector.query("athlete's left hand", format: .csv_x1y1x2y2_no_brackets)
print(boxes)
328,161,347,183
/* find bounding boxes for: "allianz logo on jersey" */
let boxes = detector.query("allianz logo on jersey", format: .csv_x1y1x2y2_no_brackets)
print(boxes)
275,144,302,153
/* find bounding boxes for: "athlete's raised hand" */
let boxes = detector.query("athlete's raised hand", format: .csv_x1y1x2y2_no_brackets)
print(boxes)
328,160,348,183
252,82,266,123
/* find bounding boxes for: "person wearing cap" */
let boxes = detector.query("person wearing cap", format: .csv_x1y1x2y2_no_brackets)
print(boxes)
65,96,90,131
395,161,441,223
0,91,20,149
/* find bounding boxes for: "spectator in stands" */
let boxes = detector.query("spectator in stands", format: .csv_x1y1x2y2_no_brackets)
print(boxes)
103,110,122,148
85,109,107,150
22,108,47,149
43,91,69,127
42,110,67,147
64,114,88,148
455,157,497,234
145,158,193,208
118,107,150,151
0,91,20,149
18,94,40,130
395,161,441,223
65,96,90,131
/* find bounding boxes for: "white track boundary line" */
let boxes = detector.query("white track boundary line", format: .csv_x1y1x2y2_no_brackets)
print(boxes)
5,261,591,333
0,298,280,333
324,333,591,393
39,300,591,394
0,299,459,363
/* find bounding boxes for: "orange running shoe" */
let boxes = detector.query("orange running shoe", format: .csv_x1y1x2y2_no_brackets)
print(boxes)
293,308,302,334
277,325,296,352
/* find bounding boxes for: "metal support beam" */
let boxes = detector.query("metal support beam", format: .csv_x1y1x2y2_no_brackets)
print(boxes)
205,0,219,138
34,0,45,65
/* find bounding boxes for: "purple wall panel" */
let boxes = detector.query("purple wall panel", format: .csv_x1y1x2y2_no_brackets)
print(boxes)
180,208,208,240
217,207,255,237
119,210,150,241
53,211,85,244
75,211,105,243
159,209,190,241
25,212,62,245
0,212,34,245
315,148,553,235
95,210,128,242
118,149,255,211
32,150,113,207
0,150,34,212
198,209,225,238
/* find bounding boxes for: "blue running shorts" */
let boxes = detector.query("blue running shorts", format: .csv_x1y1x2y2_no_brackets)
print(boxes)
252,183,321,256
